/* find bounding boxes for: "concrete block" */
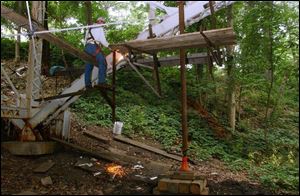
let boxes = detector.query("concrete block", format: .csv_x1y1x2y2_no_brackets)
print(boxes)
178,181,190,194
153,187,161,195
2,141,56,155
169,179,193,194
200,187,209,195
167,179,179,194
171,170,195,180
157,178,168,192
190,179,206,194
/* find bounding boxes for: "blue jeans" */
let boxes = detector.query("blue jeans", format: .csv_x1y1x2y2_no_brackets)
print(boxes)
84,43,107,87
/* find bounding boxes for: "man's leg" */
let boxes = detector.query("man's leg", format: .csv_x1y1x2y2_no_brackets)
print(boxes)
96,53,107,84
84,43,97,87
84,62,93,87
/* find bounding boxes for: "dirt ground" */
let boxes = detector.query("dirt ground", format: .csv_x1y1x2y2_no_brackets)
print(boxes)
1,114,273,195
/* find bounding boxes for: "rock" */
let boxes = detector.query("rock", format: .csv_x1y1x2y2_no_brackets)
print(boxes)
95,190,104,195
104,187,114,194
41,176,53,186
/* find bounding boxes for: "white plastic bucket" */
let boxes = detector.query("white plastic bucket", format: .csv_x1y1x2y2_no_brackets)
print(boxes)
113,121,123,135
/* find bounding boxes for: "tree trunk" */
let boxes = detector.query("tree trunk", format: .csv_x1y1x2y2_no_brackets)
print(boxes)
196,64,204,105
264,1,274,144
264,1,274,122
85,1,92,25
42,1,50,75
14,1,22,63
237,86,243,122
226,4,236,133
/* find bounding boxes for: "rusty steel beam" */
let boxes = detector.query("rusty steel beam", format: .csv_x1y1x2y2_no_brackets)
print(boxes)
112,50,116,122
178,1,189,171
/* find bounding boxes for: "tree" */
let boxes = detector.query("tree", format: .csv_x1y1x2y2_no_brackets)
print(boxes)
225,4,236,132
42,1,50,75
14,1,22,63
85,1,92,25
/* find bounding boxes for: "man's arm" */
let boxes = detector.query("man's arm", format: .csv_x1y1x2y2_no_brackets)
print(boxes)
91,27,109,48
99,28,109,48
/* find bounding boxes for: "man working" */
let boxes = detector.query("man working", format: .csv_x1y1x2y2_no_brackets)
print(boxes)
84,17,110,89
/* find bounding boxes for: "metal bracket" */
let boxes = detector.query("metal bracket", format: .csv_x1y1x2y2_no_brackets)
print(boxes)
199,30,222,66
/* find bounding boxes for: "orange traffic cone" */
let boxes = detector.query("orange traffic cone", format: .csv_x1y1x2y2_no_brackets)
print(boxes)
180,156,189,171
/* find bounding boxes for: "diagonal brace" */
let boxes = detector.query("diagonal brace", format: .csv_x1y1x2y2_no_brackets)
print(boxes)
126,58,161,98
200,30,222,66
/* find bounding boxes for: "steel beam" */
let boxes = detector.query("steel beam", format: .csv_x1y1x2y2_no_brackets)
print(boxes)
178,1,189,171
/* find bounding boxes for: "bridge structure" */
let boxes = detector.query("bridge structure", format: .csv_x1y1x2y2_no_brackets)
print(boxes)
1,1,236,157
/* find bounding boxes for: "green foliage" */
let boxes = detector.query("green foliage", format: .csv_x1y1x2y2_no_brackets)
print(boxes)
1,38,29,60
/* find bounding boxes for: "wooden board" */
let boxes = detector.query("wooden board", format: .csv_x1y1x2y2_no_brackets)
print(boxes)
51,137,172,172
113,135,182,162
33,160,55,173
83,130,111,144
111,27,236,53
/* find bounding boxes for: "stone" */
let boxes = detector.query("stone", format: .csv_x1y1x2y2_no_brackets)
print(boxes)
34,160,55,173
41,176,53,186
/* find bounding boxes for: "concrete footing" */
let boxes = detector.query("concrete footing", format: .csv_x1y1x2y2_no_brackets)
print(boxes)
2,141,57,155
153,171,209,195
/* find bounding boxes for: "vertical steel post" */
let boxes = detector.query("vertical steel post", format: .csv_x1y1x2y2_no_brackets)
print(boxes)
178,1,189,171
148,23,162,96
112,50,116,122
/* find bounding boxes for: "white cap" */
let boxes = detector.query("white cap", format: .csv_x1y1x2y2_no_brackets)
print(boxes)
96,17,105,24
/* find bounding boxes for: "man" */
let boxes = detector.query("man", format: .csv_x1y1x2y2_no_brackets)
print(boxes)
84,17,110,89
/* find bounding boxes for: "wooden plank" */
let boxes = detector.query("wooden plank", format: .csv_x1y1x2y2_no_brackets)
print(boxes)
108,147,171,172
33,160,55,173
50,137,171,171
34,89,86,102
113,135,182,162
50,137,127,165
34,84,114,102
1,5,96,64
111,27,236,52
136,53,208,67
83,130,111,144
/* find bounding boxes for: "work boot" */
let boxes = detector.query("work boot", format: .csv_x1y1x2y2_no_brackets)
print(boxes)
85,85,93,90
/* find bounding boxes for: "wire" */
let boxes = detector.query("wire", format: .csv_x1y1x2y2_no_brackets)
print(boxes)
1,21,127,38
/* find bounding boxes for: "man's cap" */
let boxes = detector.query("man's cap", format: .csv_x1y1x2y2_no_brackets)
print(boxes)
96,17,106,24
